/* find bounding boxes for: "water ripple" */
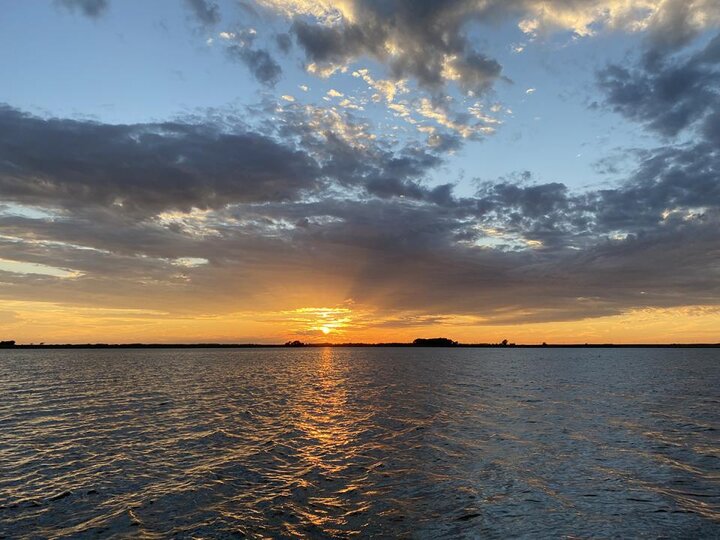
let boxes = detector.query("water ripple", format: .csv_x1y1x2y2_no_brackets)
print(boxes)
0,347,718,538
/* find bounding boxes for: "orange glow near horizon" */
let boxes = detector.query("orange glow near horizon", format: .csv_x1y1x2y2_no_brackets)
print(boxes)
1,299,720,345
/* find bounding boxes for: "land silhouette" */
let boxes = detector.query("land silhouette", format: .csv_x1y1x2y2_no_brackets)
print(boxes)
1,338,718,349
412,338,458,346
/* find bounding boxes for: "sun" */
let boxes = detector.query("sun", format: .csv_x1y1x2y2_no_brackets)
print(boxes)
320,326,331,335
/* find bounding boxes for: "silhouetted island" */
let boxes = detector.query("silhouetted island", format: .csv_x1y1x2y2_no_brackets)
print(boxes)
413,338,458,347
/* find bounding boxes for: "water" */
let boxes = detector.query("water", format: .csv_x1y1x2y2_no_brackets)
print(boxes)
0,348,718,538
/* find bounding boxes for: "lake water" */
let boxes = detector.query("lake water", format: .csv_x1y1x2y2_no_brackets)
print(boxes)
0,348,718,538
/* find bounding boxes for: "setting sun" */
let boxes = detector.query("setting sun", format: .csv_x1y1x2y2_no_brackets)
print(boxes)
320,326,331,335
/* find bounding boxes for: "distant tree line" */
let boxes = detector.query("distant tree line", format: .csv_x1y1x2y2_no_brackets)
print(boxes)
412,338,458,347
283,337,515,347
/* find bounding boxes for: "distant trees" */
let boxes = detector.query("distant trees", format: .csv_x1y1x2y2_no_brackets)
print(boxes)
0,340,16,348
412,338,458,347
279,337,525,347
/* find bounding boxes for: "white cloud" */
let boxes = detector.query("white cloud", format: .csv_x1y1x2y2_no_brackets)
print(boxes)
339,98,363,110
172,257,209,268
0,258,82,279
307,62,347,78
352,68,408,103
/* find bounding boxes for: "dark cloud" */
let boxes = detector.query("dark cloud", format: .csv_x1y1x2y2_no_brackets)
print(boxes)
642,0,720,50
592,30,720,244
0,102,454,217
0,105,320,215
3,172,720,323
4,77,720,323
3,198,720,323
263,101,454,203
449,52,503,93
184,0,221,25
702,107,720,144
238,196,720,320
56,0,108,18
275,33,292,53
292,20,372,68
58,0,223,23
223,29,284,86
288,1,506,94
592,142,720,229
227,44,283,86
598,32,720,137
467,135,720,251
268,0,720,97
476,181,570,219
471,181,586,249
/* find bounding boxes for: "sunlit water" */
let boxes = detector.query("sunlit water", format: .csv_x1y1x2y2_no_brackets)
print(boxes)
1,348,718,538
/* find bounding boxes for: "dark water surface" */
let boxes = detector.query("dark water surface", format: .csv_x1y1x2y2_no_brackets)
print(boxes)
1,348,718,538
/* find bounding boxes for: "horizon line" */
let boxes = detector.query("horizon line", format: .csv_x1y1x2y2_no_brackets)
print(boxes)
2,342,720,349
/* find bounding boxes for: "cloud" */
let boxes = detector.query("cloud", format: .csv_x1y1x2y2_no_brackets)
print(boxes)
222,29,283,86
184,0,221,26
265,99,454,199
277,1,507,95
3,186,720,324
3,110,719,325
598,32,720,137
59,0,224,24
3,7,720,327
235,195,720,321
592,31,720,243
0,100,457,219
352,68,408,103
638,0,720,49
56,0,109,18
226,44,283,87
256,0,720,96
0,105,320,216
515,0,720,46
275,32,292,53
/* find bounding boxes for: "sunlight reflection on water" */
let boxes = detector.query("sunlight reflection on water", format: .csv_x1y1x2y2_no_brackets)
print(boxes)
0,347,718,537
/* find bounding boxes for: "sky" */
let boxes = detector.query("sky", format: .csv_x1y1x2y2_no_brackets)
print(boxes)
1,0,719,344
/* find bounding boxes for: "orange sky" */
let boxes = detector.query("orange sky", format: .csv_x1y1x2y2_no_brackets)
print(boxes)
3,299,719,344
